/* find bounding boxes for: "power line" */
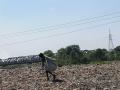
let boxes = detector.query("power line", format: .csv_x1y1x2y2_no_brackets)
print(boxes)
0,11,120,37
1,15,120,40
0,19,120,47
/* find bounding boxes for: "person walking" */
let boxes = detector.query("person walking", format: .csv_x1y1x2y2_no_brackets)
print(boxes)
39,53,57,81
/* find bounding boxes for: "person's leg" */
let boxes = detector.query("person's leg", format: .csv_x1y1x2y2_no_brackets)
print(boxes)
48,71,56,80
45,71,49,81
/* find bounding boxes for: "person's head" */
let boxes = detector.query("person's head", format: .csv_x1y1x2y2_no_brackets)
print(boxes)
39,53,44,58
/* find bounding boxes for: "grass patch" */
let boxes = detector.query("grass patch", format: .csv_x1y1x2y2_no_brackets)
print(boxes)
89,60,112,64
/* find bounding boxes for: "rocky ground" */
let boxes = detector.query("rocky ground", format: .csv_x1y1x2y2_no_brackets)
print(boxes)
0,62,120,90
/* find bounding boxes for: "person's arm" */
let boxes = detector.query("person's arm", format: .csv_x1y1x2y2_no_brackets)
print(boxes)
41,56,46,69
39,53,46,69
41,59,45,68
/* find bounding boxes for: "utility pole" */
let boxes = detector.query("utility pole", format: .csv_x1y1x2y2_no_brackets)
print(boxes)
108,29,114,52
108,29,116,61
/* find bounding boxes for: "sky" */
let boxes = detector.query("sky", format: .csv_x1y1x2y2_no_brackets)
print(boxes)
0,0,120,59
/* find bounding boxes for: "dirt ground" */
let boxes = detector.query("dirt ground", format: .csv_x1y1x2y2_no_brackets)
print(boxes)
0,62,120,90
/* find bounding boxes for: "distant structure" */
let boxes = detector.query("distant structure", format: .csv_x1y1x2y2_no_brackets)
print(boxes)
108,29,114,52
0,55,40,66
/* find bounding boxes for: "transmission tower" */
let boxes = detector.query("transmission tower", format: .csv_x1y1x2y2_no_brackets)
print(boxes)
108,29,114,52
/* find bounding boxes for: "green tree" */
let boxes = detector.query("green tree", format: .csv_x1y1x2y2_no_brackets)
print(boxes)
114,46,120,60
81,50,92,64
94,49,108,61
56,48,67,66
66,45,82,64
56,45,83,65
0,59,2,62
114,46,120,52
95,49,102,60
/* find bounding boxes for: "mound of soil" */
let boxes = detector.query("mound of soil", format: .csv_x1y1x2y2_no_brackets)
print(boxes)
0,62,120,90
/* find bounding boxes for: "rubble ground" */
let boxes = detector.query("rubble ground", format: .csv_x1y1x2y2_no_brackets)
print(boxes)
0,62,120,90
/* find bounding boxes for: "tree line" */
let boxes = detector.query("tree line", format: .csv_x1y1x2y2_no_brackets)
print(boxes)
43,45,120,66
0,44,120,66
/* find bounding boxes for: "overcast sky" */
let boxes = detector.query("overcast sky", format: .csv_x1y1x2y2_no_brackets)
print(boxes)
0,0,120,59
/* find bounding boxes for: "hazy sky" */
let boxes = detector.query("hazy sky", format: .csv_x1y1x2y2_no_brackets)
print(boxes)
0,0,120,59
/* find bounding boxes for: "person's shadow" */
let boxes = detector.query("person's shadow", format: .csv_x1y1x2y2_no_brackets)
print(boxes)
52,79,65,83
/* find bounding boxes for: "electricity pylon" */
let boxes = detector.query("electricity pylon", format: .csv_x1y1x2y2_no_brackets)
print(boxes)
108,29,117,61
108,29,114,52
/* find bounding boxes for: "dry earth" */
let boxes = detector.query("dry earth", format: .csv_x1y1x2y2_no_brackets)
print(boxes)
0,62,120,90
